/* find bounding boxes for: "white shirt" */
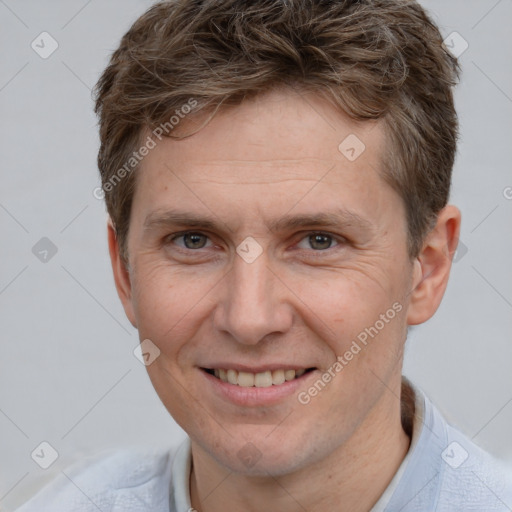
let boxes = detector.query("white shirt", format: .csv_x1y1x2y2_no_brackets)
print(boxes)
15,379,512,511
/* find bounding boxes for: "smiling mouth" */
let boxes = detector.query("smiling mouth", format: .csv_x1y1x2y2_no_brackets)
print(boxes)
202,368,316,387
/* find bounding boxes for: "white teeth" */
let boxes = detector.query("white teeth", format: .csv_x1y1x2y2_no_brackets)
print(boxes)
210,368,308,386
271,369,285,385
238,371,255,387
284,369,296,381
254,371,273,388
227,369,238,385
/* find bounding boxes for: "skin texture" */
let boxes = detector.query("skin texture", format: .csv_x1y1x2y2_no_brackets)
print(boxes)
108,88,461,512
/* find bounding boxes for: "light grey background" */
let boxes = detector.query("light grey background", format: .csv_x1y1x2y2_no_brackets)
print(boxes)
1,0,511,510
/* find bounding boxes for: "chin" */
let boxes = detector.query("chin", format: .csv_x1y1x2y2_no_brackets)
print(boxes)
201,428,323,478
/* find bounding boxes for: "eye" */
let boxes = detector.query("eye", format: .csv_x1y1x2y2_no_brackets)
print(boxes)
168,232,213,250
166,230,345,254
296,232,340,251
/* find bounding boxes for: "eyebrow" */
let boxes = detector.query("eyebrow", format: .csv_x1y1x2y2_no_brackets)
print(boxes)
143,208,374,234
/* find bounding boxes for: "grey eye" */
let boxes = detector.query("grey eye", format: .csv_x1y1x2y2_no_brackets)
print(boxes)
172,232,211,249
296,233,338,251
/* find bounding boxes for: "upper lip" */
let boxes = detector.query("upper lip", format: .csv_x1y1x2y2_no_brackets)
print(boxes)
200,363,315,373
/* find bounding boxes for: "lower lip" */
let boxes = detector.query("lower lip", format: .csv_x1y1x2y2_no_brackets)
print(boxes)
200,369,315,407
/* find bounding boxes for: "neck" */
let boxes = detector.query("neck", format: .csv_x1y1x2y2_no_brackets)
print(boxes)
190,379,414,512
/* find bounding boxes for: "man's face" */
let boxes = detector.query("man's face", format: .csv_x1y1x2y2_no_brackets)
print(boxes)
118,88,417,475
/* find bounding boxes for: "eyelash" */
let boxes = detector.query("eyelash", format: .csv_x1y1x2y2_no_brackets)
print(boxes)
165,231,346,255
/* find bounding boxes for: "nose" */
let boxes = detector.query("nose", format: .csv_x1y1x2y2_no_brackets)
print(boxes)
213,248,293,346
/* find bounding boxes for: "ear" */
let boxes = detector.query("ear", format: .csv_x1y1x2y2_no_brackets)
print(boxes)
107,217,137,328
406,205,462,325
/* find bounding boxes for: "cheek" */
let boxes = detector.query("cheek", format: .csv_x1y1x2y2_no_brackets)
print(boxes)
130,261,211,348
293,263,404,339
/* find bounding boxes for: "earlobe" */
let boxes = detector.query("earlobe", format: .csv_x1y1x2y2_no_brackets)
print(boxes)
107,218,138,328
406,205,461,326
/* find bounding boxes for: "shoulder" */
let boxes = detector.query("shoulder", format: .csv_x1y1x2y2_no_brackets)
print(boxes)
402,383,512,511
14,444,177,512
436,422,512,510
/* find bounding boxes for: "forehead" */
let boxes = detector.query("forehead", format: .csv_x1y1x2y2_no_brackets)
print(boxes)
131,88,397,231
175,89,379,158
139,89,384,180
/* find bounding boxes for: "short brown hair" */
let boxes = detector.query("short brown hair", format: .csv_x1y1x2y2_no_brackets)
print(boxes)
94,0,460,264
